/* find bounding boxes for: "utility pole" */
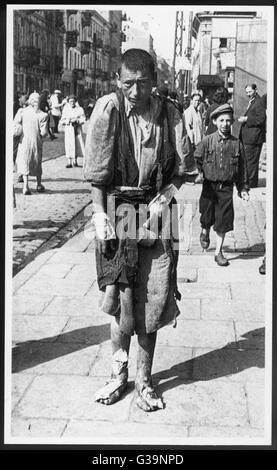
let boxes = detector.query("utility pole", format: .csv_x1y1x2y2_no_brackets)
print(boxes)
184,10,193,95
50,10,56,91
172,11,185,101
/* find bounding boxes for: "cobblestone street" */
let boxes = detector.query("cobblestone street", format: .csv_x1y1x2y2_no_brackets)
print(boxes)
13,125,90,275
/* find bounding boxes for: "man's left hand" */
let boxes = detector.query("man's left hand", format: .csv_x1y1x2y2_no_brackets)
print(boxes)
240,190,250,201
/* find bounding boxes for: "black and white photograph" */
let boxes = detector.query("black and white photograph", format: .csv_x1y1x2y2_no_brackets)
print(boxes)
5,4,274,447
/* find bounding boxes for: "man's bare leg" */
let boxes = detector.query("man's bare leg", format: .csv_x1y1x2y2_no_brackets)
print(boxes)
95,315,131,405
135,332,164,411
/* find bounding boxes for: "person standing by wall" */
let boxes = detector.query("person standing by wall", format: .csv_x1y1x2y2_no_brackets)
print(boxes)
49,89,63,134
238,83,266,188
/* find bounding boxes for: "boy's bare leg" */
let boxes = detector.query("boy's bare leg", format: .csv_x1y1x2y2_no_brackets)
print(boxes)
135,332,164,411
22,175,30,194
215,231,225,255
95,316,131,405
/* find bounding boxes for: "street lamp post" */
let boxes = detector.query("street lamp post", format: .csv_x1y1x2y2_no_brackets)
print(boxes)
93,32,97,99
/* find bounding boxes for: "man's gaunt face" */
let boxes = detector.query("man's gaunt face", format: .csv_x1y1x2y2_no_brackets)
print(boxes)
118,64,153,110
245,86,256,100
214,113,233,135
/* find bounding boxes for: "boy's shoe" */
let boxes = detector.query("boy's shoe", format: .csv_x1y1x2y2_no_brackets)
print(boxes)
23,188,32,195
36,184,45,192
66,163,73,168
200,229,210,249
259,257,266,275
215,252,229,266
73,161,79,167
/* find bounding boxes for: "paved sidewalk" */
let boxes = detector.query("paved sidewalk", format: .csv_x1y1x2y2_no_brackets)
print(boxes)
9,181,267,445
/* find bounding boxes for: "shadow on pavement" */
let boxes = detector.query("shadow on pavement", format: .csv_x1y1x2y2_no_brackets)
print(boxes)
257,177,266,188
227,244,265,261
12,323,110,373
153,328,265,394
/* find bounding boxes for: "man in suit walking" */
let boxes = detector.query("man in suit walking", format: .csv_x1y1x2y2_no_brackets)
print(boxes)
238,83,266,188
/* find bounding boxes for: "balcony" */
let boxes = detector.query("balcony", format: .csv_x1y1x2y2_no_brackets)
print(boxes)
95,38,103,49
66,30,79,48
19,46,41,67
80,41,91,55
81,11,91,27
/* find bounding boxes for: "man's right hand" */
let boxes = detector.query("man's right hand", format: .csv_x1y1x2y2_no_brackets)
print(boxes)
96,239,116,258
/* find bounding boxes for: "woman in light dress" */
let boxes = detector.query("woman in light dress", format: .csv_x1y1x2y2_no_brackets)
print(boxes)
60,95,86,168
14,92,48,195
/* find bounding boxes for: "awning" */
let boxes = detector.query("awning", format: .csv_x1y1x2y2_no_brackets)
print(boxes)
197,74,224,88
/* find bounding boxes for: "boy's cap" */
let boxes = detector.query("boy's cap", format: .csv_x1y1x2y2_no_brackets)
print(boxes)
210,103,234,120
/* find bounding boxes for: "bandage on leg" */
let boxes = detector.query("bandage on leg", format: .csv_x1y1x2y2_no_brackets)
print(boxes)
95,349,129,405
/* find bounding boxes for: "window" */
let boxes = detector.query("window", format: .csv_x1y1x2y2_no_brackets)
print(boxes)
219,38,227,48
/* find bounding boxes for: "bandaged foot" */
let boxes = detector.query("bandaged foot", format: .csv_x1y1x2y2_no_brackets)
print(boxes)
135,382,164,412
95,349,128,405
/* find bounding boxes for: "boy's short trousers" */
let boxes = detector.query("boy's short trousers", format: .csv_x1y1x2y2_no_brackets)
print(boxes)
199,180,234,233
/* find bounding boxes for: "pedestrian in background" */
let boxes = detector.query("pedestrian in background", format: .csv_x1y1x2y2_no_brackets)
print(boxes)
14,92,48,195
168,90,183,114
49,89,63,134
183,94,190,111
60,95,86,168
194,104,249,266
39,89,56,140
184,92,204,150
238,83,266,188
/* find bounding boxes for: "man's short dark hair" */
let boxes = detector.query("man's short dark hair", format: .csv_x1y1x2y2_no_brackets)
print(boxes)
169,91,178,100
191,92,201,100
245,83,257,90
212,87,229,105
118,48,155,79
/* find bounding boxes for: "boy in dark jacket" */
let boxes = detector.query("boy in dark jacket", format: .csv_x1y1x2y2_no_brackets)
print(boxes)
194,104,249,266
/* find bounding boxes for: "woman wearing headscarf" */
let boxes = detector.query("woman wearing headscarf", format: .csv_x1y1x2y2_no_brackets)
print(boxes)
60,94,85,168
14,92,48,195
